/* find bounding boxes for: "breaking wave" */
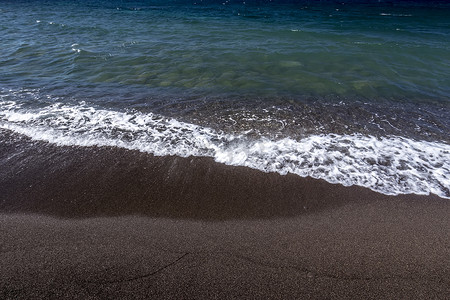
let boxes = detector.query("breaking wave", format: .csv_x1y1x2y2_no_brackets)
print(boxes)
1,100,449,199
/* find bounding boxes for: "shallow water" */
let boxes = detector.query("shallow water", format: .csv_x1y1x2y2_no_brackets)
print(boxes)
1,0,449,198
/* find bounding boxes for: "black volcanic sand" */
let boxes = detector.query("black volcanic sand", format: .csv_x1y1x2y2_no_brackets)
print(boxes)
1,129,449,299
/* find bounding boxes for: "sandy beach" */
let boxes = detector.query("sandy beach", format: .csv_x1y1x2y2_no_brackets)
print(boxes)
2,0,450,298
1,200,449,299
1,129,449,299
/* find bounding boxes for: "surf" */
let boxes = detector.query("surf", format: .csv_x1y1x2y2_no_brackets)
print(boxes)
1,100,448,199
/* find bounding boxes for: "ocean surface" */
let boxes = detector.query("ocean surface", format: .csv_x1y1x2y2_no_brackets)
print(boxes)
0,0,449,199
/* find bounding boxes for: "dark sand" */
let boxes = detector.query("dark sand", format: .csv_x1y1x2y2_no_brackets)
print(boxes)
1,129,449,299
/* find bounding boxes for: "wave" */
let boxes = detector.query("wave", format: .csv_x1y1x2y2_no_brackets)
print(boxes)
0,100,449,199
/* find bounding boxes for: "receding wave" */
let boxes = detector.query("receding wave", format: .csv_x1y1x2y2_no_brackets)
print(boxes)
0,101,449,199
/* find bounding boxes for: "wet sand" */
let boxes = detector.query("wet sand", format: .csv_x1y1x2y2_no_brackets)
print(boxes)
1,129,449,299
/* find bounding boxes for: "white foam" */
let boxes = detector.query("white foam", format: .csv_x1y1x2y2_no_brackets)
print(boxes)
1,101,449,199
380,13,413,17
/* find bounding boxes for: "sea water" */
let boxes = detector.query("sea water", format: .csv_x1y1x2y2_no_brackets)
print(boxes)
1,0,449,198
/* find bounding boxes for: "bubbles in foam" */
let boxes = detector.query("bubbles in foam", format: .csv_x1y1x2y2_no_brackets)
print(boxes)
1,100,449,199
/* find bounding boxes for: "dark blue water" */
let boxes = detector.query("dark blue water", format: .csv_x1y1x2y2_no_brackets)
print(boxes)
1,0,449,198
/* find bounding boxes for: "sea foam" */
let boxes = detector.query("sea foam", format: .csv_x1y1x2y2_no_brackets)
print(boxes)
1,101,449,199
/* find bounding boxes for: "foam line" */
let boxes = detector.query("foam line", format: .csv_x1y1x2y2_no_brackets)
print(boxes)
1,101,449,199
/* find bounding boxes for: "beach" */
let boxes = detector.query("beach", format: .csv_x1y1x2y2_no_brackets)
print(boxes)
1,0,449,298
1,129,449,299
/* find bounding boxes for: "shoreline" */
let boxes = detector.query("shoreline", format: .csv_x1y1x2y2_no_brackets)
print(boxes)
1,128,449,298
0,128,447,219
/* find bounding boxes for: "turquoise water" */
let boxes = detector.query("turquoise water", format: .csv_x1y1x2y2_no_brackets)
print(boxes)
1,0,450,101
1,1,449,198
